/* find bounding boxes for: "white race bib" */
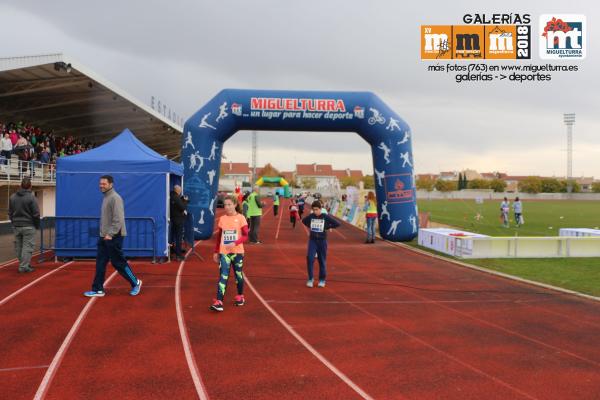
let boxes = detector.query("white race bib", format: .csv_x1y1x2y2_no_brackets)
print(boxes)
310,219,325,233
223,229,238,245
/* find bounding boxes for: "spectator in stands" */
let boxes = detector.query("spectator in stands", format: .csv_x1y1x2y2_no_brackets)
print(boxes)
40,147,50,164
14,134,29,151
48,133,57,156
9,129,18,146
1,132,12,164
8,177,40,273
1,120,96,165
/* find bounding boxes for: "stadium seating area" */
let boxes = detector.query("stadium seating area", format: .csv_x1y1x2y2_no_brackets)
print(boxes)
0,120,95,166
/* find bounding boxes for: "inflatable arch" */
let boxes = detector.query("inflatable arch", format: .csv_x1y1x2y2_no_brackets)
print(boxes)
183,89,418,241
256,176,291,198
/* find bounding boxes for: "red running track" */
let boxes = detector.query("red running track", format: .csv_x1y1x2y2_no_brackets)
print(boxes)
1,198,599,399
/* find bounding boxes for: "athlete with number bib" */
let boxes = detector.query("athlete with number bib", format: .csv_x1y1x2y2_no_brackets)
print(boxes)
301,200,340,288
210,195,249,312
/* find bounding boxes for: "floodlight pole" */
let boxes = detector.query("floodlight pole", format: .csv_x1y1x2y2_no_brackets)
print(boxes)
252,130,257,182
563,113,576,193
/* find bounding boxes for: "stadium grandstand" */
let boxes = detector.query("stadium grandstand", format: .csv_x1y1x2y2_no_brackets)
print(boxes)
0,54,182,260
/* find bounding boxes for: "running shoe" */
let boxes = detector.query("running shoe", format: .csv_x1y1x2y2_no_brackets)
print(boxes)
210,299,224,312
317,280,326,288
130,279,142,296
234,294,245,306
84,290,105,297
306,279,314,288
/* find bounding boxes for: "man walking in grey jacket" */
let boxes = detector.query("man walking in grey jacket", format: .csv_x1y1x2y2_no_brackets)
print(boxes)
84,175,142,297
8,177,40,273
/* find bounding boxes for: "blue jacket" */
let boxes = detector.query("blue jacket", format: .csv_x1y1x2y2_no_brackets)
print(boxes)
302,213,340,240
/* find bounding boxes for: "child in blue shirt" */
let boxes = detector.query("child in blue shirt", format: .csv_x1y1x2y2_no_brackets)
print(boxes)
301,200,340,288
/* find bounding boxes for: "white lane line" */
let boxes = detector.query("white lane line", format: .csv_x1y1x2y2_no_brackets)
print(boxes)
33,271,118,400
175,246,210,400
275,200,284,240
0,365,50,373
0,261,74,307
266,299,547,305
0,250,45,270
245,275,375,400
108,285,175,289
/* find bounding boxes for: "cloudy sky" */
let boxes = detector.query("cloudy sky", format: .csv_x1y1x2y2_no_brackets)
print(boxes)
1,0,598,177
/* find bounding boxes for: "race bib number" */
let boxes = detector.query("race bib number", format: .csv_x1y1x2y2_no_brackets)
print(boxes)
310,219,325,233
223,229,238,245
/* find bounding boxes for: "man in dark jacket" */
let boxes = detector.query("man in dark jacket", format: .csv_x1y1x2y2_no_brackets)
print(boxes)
170,185,187,261
8,177,40,273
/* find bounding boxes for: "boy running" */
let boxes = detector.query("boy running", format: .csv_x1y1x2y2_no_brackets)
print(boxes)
302,200,340,288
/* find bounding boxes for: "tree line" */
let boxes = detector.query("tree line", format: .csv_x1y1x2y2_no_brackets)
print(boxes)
416,174,600,193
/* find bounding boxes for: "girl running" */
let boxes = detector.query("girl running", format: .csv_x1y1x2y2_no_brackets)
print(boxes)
289,198,299,228
210,195,249,312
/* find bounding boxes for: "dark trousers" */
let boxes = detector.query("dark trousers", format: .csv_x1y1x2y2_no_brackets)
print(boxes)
249,215,261,242
290,215,297,228
307,239,328,281
92,235,138,291
1,150,11,165
515,213,522,225
274,205,279,216
171,221,184,257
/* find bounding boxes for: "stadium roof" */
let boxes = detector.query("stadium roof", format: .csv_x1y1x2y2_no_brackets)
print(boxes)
0,53,182,159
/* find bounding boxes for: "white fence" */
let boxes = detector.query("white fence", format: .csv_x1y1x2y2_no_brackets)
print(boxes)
0,157,56,184
459,236,600,258
418,228,600,258
559,228,600,237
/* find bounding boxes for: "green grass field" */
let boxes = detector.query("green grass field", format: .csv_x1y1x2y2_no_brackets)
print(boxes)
412,199,600,297
417,199,600,237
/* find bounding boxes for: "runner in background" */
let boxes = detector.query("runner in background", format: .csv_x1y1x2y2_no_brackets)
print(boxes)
273,192,280,216
289,198,299,229
297,195,305,218
500,197,510,228
513,197,523,227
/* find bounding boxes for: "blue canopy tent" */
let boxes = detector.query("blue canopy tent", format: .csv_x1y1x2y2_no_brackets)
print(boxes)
55,129,183,259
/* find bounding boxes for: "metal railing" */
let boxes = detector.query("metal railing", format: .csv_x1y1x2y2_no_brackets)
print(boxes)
0,157,56,184
40,216,157,262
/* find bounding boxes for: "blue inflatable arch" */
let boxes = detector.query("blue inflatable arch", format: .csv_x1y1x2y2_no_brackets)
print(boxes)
183,89,418,242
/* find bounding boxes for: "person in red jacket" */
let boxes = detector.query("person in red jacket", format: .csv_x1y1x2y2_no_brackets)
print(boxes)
210,195,249,312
